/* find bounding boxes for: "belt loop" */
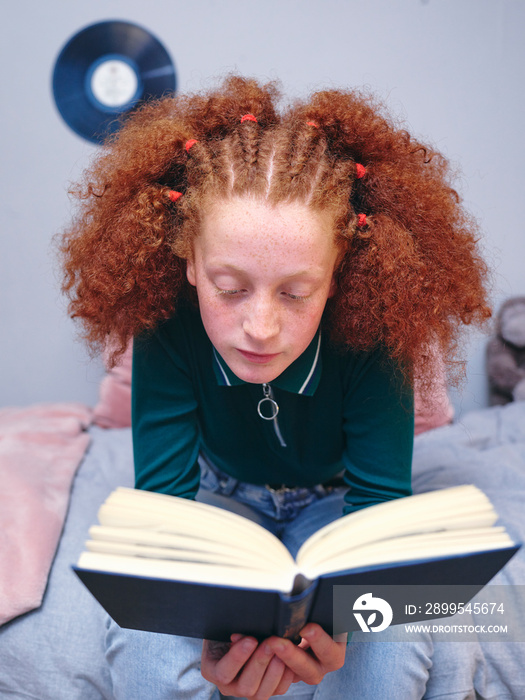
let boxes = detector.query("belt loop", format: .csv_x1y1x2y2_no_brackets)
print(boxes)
217,473,239,497
198,453,239,497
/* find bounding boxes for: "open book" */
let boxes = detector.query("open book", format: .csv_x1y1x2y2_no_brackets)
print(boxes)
74,485,519,641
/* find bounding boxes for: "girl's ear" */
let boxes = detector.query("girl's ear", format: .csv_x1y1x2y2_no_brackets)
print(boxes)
186,258,196,286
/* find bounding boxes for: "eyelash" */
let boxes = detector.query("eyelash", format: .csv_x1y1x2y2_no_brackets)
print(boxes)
216,289,309,302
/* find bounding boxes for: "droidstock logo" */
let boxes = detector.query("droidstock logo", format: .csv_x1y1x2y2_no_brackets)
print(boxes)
353,593,393,632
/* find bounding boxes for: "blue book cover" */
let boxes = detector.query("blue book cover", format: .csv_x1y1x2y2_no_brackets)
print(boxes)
73,485,519,641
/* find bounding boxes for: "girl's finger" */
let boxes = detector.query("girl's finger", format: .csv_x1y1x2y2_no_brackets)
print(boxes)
230,641,280,697
299,624,347,670
267,639,323,685
250,655,290,699
201,637,257,685
270,664,296,696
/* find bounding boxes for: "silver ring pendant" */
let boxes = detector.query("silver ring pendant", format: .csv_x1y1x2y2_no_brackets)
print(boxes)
257,397,279,420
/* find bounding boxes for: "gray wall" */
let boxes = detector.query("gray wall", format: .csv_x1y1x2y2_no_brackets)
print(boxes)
2,0,524,417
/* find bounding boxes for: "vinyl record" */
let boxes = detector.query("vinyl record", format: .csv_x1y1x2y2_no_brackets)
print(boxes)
52,20,176,144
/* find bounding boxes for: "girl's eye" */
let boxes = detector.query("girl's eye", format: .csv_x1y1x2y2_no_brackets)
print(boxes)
216,288,309,301
216,289,242,296
284,292,309,302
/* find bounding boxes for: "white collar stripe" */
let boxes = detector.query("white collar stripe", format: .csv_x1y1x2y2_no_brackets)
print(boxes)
213,349,232,386
298,331,321,395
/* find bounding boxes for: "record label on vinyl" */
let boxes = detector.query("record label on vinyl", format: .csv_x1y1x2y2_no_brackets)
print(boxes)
52,20,176,144
87,56,142,111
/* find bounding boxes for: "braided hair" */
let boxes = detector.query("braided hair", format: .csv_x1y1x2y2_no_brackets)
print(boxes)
59,75,491,384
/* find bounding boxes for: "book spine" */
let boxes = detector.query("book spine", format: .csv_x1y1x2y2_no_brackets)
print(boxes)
276,586,316,641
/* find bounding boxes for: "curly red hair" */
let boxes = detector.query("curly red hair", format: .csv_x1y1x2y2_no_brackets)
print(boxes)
58,75,491,385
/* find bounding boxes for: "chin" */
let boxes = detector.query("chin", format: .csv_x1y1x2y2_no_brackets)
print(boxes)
238,369,282,385
231,362,283,385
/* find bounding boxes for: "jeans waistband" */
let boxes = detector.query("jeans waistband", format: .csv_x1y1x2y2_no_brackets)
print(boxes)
198,454,345,523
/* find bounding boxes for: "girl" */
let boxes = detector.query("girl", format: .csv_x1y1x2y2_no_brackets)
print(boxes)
60,75,490,699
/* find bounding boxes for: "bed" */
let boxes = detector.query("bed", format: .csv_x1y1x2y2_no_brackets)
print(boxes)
1,364,525,698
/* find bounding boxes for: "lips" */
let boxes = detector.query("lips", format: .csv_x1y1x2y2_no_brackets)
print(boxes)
237,349,281,364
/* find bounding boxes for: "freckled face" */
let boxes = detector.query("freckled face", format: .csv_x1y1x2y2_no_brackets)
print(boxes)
186,197,339,384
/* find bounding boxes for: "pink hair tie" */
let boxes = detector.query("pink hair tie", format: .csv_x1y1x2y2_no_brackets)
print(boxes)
240,114,258,123
357,213,368,228
185,139,198,152
355,163,367,179
168,190,183,202
306,120,319,128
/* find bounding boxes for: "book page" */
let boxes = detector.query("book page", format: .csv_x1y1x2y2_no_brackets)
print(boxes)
301,526,514,579
296,485,512,572
91,487,295,570
77,551,298,592
87,526,282,570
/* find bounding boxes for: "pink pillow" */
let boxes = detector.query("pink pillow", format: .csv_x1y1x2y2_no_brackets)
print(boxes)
92,342,132,429
413,353,454,435
0,402,92,624
92,339,453,434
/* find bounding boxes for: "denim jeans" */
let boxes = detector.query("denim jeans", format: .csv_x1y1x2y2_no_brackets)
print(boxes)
105,457,437,700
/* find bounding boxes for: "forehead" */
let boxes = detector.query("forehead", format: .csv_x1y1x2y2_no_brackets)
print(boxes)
198,197,337,256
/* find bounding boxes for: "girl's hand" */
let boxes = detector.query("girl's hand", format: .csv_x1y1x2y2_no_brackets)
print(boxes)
201,635,295,699
266,624,347,686
201,625,346,697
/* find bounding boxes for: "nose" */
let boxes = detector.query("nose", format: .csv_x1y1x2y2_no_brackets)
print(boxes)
242,295,280,342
